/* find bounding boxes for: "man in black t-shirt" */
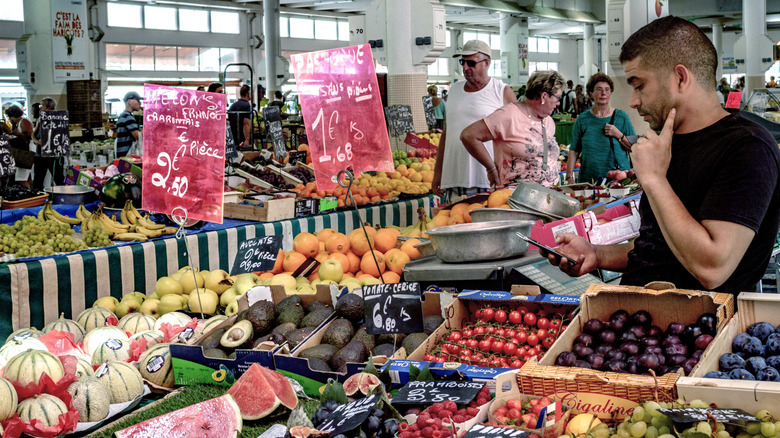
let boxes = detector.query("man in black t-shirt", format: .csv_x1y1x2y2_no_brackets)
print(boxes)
543,16,780,295
228,85,252,147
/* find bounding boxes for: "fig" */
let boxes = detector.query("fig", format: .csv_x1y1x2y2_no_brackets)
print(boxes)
637,353,660,371
641,337,659,347
595,344,614,356
608,316,626,333
605,349,626,362
644,346,663,356
668,354,687,365
682,357,699,374
610,310,629,322
587,353,605,369
605,360,626,372
665,343,687,357
630,310,652,327
628,325,646,339
647,326,663,338
618,331,639,343
662,335,682,346
573,360,591,369
573,344,594,358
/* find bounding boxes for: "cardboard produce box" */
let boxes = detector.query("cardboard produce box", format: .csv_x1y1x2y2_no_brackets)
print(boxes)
677,292,780,416
223,197,295,221
388,290,580,392
170,285,332,386
517,284,734,420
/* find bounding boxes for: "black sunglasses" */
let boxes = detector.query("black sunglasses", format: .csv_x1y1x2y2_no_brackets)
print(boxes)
459,58,488,68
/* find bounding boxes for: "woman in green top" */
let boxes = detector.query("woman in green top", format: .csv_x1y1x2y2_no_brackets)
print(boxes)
428,85,446,130
565,73,635,184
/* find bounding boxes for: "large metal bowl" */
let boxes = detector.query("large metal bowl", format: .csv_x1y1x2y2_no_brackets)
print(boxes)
470,207,552,224
425,220,534,263
509,181,581,219
44,185,96,205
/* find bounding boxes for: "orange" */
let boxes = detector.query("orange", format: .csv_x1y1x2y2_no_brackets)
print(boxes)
356,273,372,281
342,272,354,279
293,232,319,257
283,251,307,272
438,210,451,217
487,188,512,208
259,272,274,281
325,233,350,254
328,253,350,273
385,248,411,275
348,225,376,239
271,249,285,274
318,228,337,243
432,214,449,227
360,250,386,277
374,228,399,253
346,251,361,274
450,203,470,219
448,214,465,225
400,238,422,259
463,203,484,223
385,228,401,238
315,252,329,263
308,271,319,282
382,271,401,284
350,232,374,257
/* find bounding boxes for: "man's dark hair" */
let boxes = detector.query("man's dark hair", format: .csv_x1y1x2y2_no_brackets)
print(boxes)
275,91,283,99
619,15,717,91
207,82,222,93
567,80,573,87
586,73,614,94
5,106,23,118
240,85,251,98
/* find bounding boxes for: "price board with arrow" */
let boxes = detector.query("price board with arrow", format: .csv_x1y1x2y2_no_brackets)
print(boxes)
462,423,528,438
362,282,423,335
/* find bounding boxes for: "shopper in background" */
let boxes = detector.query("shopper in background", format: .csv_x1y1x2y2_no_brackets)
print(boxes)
432,40,516,203
427,84,446,130
32,97,65,190
545,16,780,296
767,76,777,88
207,82,223,93
2,105,34,187
575,84,589,114
461,70,563,188
269,91,285,110
196,86,205,91
228,84,253,147
565,73,635,184
115,91,141,158
561,79,578,114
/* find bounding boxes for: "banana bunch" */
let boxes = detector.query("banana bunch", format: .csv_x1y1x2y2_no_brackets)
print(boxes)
80,204,149,242
39,202,82,226
75,204,92,222
119,200,177,238
399,208,436,238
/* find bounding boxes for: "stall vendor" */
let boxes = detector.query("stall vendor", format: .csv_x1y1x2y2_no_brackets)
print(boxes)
544,16,780,295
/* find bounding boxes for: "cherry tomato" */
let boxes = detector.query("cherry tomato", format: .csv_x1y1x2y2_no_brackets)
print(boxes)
494,310,508,324
509,310,522,324
527,334,539,346
524,312,537,327
536,318,550,330
466,339,479,349
537,329,548,339
516,306,530,315
510,359,524,369
434,356,446,363
495,328,506,337
542,336,555,349
424,354,435,361
448,343,461,354
474,308,482,320
504,342,518,356
474,326,486,336
490,358,503,367
481,308,495,322
448,331,462,341
462,329,474,338
516,331,528,344
536,309,548,319
478,339,492,352
505,329,517,338
491,340,505,354
549,319,562,331
485,326,496,335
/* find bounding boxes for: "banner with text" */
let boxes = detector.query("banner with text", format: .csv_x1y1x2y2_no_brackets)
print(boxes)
142,85,227,223
291,44,394,190
51,0,89,82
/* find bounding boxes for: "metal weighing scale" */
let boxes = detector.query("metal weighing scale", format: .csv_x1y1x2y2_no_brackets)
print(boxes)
402,250,603,296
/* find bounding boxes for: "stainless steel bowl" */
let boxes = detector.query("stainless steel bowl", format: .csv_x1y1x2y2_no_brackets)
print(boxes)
44,185,96,205
509,181,581,218
425,220,534,263
470,207,552,224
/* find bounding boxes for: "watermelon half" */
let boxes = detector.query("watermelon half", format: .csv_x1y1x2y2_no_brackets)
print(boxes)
227,363,299,420
114,394,242,438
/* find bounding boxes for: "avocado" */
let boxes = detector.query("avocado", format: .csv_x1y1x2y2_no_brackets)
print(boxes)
286,326,316,349
335,293,364,321
305,301,330,314
220,320,254,350
401,332,429,355
253,332,285,348
307,357,332,372
298,344,339,362
271,322,298,337
353,326,375,352
228,351,236,360
373,343,397,357
199,326,229,350
377,333,406,345
203,348,228,359
276,296,305,327
322,318,354,350
275,295,302,318
244,300,276,336
329,339,367,373
301,307,333,328
423,315,445,335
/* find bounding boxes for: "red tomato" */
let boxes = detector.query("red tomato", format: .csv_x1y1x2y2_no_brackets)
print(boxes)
508,310,522,324
516,331,528,344
466,339,479,349
537,329,548,339
474,308,482,320
474,326,486,336
494,310,508,324
510,359,524,369
527,334,539,346
462,329,473,338
503,342,518,356
448,343,461,354
536,318,550,330
495,328,506,337
481,308,495,322
491,340,505,354
478,339,492,352
448,331,462,341
424,354,435,361
550,319,562,331
485,326,496,335
542,336,555,349
524,312,537,327
516,306,530,315
505,329,517,338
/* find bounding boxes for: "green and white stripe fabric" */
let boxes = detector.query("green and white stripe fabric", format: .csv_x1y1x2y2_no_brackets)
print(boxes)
0,196,432,339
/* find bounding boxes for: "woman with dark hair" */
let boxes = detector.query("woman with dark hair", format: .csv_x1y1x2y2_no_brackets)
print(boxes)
460,70,564,188
207,82,223,93
2,106,34,186
565,73,635,184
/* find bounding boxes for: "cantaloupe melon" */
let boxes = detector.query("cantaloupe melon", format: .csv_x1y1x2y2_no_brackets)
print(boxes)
139,343,175,388
43,313,86,342
0,377,18,421
117,313,156,335
67,376,111,422
95,360,144,403
75,356,94,380
153,312,192,331
5,327,43,343
129,330,165,350
77,307,116,332
91,338,131,365
17,393,68,428
4,350,64,385
0,337,48,370
83,326,129,357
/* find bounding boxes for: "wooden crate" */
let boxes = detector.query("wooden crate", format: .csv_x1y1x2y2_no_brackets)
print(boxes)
517,284,734,420
2,193,49,210
223,197,295,222
677,292,780,415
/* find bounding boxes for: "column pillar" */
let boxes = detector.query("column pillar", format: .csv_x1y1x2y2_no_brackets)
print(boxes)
263,0,280,96
711,22,723,81
581,23,596,83
448,28,462,79
743,0,768,97
499,13,526,88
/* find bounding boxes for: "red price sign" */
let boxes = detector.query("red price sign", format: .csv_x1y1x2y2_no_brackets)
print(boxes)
291,45,394,190
725,91,742,109
141,84,227,223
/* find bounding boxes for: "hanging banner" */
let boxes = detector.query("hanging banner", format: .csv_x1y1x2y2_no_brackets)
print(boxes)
51,0,89,82
291,44,394,190
141,85,227,224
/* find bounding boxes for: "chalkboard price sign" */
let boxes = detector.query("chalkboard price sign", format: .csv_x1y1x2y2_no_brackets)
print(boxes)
392,380,484,405
462,423,529,438
657,408,758,423
230,235,283,275
264,106,286,161
422,95,436,130
0,135,16,178
288,150,307,165
317,393,381,435
385,105,415,137
40,110,70,157
225,121,238,159
362,282,424,335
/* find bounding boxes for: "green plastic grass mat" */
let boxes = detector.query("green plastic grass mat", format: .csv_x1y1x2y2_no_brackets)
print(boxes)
85,385,320,438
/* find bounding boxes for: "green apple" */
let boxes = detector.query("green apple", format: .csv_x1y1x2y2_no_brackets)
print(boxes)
139,298,160,318
204,269,234,295
94,296,119,313
155,276,183,297
115,299,140,318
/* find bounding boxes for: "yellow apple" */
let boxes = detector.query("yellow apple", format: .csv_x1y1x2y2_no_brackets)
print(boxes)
361,277,382,286
158,294,185,315
94,296,119,313
204,269,234,295
188,288,219,315
139,298,160,318
270,273,297,292
225,299,240,316
219,286,239,307
318,259,344,283
179,270,205,294
234,273,256,294
115,299,141,318
155,276,183,297
123,292,147,303
295,284,316,295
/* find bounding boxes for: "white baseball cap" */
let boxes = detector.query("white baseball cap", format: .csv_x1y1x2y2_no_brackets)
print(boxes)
453,40,492,58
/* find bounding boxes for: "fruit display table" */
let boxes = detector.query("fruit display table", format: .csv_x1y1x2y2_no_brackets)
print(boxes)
0,195,434,339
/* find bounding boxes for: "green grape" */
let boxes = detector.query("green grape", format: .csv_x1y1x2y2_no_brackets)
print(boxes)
697,422,713,435
646,425,659,438
761,422,776,437
630,421,648,438
717,423,727,432
618,428,631,438
748,423,763,435
689,399,708,409
595,429,611,438
643,401,662,418
658,426,671,435
650,416,666,428
632,407,646,423
658,434,676,438
716,432,732,438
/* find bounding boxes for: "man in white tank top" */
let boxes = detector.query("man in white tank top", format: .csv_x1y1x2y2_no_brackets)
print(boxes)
432,40,517,203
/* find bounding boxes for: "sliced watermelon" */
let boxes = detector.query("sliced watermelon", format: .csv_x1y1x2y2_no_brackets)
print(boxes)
114,394,242,438
227,363,298,419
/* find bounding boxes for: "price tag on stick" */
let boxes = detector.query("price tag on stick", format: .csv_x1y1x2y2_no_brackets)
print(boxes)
0,135,16,178
225,121,238,159
230,235,283,275
461,423,529,438
362,282,424,335
264,106,286,160
657,408,758,423
288,150,307,165
40,110,70,157
291,45,394,190
392,380,483,405
142,85,227,223
316,393,381,435
422,95,436,130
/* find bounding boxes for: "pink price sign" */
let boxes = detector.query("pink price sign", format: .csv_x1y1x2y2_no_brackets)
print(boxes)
141,84,227,223
291,45,394,190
